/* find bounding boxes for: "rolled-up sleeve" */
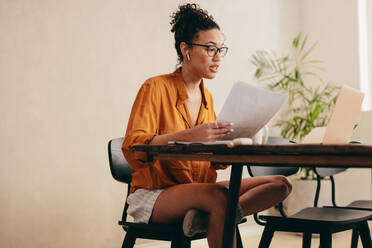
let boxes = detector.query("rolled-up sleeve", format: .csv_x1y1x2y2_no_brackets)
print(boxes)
211,162,228,170
122,80,159,169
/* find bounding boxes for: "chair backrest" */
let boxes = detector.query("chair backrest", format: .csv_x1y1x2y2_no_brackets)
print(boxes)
108,137,134,184
314,167,347,177
313,142,361,177
313,166,348,207
248,136,299,177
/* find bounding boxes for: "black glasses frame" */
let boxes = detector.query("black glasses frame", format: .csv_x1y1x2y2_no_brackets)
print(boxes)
187,43,228,57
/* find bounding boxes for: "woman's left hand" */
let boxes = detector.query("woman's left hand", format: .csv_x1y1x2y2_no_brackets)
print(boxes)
185,121,233,142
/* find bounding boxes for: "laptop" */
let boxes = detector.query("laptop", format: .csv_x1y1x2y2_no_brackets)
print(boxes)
302,85,364,144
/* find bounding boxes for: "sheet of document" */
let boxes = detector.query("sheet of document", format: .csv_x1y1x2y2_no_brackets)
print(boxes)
218,81,288,140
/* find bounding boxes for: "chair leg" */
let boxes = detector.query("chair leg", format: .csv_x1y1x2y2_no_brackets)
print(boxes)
122,232,136,248
171,235,190,248
350,228,359,248
302,232,312,248
319,231,332,248
358,221,372,248
236,225,243,248
258,224,275,248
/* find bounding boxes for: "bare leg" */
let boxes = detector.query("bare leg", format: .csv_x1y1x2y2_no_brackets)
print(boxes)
218,175,292,216
151,176,291,248
151,183,229,248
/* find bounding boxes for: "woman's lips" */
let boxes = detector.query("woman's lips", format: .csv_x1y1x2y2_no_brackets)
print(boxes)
210,65,219,73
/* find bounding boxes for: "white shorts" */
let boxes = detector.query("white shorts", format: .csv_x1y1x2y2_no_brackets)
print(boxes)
127,187,245,225
126,188,164,223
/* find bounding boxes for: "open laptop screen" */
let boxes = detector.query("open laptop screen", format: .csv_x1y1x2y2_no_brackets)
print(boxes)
302,85,364,144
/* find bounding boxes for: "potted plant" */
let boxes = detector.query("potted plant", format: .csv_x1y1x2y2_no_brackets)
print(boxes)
251,33,339,180
250,33,339,214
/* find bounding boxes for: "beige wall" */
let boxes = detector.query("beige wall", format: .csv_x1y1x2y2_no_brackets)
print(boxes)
299,0,360,89
362,0,372,110
0,0,301,247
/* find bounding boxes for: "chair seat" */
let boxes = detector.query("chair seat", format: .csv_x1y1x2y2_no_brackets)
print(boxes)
119,220,182,232
260,207,372,232
347,200,372,210
119,217,247,240
119,220,207,241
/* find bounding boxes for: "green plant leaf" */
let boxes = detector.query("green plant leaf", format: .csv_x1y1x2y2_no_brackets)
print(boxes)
250,32,338,149
301,41,318,60
299,33,308,53
292,32,301,48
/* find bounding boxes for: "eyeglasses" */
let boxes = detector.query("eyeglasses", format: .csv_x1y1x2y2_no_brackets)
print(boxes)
187,43,228,57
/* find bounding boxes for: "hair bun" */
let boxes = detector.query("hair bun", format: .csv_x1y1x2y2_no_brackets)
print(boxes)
170,4,210,33
170,3,219,65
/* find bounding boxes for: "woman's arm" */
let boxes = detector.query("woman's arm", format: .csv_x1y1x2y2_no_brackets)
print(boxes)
150,121,233,145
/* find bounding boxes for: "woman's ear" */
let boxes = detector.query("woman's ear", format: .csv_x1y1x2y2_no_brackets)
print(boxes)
180,42,189,60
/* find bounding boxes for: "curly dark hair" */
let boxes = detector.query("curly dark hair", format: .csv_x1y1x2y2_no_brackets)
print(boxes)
170,3,220,65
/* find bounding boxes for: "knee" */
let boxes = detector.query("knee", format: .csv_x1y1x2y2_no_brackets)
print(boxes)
271,175,292,197
208,184,229,213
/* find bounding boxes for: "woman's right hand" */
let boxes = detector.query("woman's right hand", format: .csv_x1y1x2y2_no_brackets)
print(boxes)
186,121,233,142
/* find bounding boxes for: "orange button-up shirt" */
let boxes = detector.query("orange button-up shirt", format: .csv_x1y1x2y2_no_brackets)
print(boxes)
122,69,224,193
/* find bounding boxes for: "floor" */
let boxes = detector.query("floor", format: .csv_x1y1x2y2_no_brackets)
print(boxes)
134,224,370,248
234,230,364,248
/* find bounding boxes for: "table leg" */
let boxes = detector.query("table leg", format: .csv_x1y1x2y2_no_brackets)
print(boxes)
222,164,244,248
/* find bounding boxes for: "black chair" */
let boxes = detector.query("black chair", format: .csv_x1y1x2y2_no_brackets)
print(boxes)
248,137,372,248
108,137,244,248
314,167,372,248
246,136,300,225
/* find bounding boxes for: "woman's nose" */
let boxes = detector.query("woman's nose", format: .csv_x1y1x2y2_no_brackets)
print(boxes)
213,52,221,61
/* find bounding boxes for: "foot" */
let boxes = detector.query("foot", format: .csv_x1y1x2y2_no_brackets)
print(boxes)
182,209,209,237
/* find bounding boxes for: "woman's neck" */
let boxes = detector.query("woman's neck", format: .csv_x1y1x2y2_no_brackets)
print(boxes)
181,65,202,95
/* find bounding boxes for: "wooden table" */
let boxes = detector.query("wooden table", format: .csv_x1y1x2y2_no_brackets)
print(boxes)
133,143,372,248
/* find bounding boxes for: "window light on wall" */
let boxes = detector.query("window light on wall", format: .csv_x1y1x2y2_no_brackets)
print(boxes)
358,0,372,110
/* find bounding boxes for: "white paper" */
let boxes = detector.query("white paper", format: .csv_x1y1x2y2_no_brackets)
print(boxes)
218,81,288,140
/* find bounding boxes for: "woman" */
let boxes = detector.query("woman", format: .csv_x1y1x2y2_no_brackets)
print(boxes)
122,3,292,248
